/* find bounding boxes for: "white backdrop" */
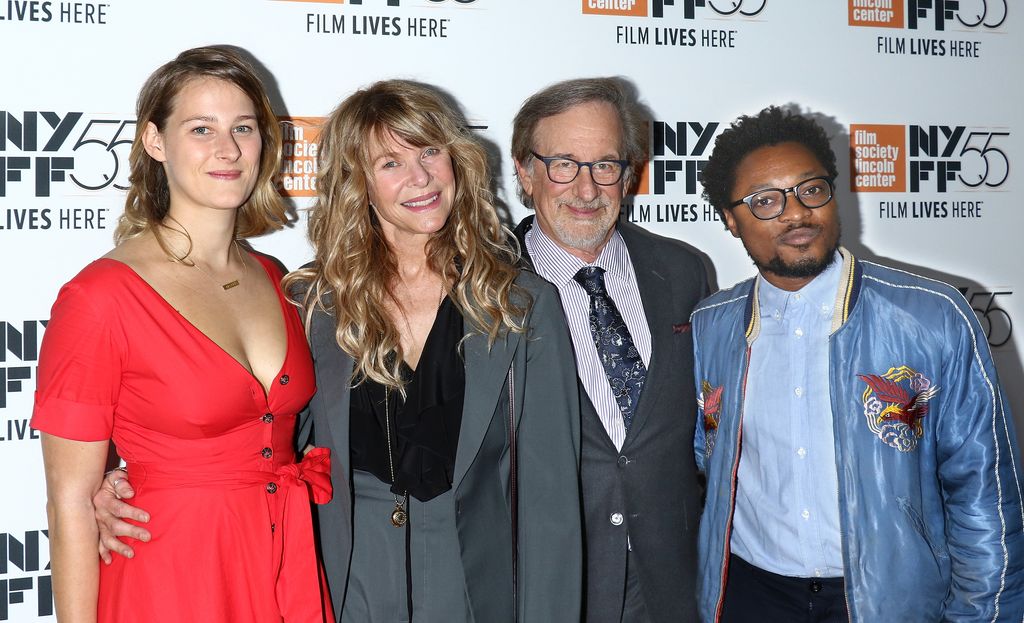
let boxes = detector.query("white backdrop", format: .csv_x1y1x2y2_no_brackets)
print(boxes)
1,0,1020,619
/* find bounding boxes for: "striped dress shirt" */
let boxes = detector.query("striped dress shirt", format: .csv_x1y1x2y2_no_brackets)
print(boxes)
525,224,652,451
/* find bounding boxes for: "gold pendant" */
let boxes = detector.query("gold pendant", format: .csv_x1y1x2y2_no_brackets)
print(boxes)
222,280,240,291
391,502,408,527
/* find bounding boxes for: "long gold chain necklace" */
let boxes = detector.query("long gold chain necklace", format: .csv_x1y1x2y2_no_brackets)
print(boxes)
384,276,447,528
383,387,409,528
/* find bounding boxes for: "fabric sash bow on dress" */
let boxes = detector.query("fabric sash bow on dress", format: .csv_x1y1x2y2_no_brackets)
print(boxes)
272,447,334,621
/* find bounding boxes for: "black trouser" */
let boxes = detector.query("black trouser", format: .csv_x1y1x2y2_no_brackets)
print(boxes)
720,554,848,623
621,548,651,622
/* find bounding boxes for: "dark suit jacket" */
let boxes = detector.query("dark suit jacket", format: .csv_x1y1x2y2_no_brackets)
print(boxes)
296,270,582,623
514,216,707,623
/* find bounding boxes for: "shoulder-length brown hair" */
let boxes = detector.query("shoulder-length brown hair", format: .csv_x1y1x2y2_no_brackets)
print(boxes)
114,45,286,246
285,80,526,392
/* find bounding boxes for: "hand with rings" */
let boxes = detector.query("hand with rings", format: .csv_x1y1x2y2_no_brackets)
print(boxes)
93,468,152,564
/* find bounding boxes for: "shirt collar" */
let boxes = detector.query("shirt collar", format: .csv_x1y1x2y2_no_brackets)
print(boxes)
757,251,843,321
526,221,629,287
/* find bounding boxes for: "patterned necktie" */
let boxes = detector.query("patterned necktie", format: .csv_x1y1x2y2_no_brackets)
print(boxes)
573,266,647,433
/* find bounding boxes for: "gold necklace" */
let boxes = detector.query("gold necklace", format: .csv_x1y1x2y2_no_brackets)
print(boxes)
161,216,248,291
191,241,248,291
383,386,409,528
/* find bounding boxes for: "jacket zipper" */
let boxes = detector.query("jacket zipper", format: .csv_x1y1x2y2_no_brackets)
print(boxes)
714,345,752,622
829,347,854,623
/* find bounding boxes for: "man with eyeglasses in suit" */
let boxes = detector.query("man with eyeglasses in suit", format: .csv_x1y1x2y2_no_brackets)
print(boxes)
511,77,709,622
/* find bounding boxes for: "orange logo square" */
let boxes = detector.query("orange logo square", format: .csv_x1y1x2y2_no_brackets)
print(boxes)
848,0,904,28
634,160,651,196
582,0,647,17
850,124,906,192
277,117,324,198
633,120,651,195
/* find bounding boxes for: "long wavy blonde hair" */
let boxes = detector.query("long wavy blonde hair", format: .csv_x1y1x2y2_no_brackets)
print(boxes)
114,45,287,250
284,80,526,392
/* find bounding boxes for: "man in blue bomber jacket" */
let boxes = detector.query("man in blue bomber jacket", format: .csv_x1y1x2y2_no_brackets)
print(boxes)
691,106,1024,622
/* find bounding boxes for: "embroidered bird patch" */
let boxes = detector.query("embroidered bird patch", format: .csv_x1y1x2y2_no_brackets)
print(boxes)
857,366,939,452
698,380,724,459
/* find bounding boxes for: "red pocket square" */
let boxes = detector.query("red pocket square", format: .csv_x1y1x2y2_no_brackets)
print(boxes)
672,322,691,334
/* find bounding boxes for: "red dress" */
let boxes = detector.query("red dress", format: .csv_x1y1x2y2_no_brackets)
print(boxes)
32,255,332,623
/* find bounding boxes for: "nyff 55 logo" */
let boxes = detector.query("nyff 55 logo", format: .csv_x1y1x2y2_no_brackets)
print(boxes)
850,123,1009,193
849,0,1006,30
0,111,134,197
636,121,720,196
584,0,765,19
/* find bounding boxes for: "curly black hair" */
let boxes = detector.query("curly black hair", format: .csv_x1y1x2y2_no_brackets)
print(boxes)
702,106,838,226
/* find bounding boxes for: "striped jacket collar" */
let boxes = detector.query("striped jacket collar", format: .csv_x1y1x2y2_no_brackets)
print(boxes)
743,246,862,345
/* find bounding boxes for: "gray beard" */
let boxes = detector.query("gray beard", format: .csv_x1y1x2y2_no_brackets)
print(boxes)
552,199,615,253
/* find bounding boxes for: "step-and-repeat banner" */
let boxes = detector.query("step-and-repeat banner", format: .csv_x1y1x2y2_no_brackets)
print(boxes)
1,1,1019,619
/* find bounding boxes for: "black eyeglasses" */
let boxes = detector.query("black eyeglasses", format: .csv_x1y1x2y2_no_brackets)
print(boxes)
530,151,628,186
729,176,835,220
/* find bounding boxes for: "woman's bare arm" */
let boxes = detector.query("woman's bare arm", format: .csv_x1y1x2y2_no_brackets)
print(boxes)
42,433,109,623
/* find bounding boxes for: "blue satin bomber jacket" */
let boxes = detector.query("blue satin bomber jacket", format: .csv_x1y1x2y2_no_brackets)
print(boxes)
691,248,1024,622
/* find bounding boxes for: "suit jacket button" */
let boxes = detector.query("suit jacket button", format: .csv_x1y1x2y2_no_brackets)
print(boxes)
610,512,624,526
617,455,629,467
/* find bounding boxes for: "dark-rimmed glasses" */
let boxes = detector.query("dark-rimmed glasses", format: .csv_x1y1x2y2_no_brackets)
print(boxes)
530,151,628,186
729,176,835,220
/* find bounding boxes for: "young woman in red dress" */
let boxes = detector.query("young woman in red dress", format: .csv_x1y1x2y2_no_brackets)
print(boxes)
33,46,331,622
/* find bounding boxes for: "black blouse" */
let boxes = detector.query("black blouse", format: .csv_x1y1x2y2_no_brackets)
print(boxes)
349,296,466,502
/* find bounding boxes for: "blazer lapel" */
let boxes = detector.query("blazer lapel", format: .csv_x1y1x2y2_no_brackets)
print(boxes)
311,310,354,478
618,224,672,442
453,327,521,490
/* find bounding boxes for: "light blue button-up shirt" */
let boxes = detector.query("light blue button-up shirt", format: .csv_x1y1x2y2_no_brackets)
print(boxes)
730,253,844,578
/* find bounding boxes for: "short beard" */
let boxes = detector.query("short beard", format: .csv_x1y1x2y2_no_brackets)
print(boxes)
750,224,841,281
552,197,616,253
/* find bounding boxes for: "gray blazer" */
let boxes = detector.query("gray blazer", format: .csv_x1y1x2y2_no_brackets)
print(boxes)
297,270,583,623
515,217,708,623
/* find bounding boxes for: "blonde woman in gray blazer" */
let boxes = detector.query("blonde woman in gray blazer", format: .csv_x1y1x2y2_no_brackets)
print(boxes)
287,80,582,623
